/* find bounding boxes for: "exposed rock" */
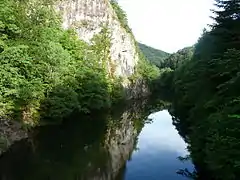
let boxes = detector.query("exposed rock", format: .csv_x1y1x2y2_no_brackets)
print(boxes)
0,0,148,160
0,119,27,155
55,0,148,98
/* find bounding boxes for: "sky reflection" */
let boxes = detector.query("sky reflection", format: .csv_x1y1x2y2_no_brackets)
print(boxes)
124,110,192,180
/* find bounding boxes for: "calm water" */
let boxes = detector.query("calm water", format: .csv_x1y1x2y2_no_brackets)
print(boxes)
0,104,193,180
124,110,193,180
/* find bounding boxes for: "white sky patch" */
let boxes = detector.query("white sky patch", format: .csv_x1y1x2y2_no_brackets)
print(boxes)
137,110,188,156
118,0,215,53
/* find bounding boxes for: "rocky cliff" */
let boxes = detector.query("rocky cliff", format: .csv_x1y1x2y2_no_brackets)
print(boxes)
55,0,148,97
0,0,149,157
56,0,138,78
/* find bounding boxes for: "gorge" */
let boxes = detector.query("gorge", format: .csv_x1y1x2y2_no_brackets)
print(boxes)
0,0,240,179
0,100,192,180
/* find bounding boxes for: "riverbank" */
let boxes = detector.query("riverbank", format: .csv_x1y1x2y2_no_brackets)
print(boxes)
0,102,192,179
0,119,27,155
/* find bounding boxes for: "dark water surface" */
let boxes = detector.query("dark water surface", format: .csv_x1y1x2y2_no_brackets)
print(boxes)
0,103,193,180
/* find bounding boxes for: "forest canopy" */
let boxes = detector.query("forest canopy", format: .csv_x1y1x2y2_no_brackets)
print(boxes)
138,43,170,67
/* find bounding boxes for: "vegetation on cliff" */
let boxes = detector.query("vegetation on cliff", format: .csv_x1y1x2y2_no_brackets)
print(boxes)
110,0,160,86
110,0,132,34
153,0,240,179
0,0,157,127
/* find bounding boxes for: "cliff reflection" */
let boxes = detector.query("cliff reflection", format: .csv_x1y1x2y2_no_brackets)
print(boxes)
0,99,151,180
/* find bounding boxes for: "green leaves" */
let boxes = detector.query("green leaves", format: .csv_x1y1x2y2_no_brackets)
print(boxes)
110,0,132,33
0,0,126,125
228,114,240,119
40,85,79,123
0,0,22,39
151,1,240,179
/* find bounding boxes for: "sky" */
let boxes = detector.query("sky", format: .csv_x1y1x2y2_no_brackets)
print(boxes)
143,110,188,155
118,0,215,53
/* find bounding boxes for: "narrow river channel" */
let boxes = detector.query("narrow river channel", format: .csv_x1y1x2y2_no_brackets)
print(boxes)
0,103,193,180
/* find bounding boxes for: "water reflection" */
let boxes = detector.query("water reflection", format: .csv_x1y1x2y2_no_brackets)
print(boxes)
0,101,193,180
145,111,188,155
0,114,110,180
124,110,193,180
0,100,149,180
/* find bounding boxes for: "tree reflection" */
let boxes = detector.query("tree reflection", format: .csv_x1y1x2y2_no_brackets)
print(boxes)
0,98,156,180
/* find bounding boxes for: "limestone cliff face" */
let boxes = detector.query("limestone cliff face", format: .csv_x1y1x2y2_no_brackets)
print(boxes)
55,0,145,94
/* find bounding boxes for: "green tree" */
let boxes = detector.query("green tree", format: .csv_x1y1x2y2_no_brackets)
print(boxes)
0,0,134,126
153,0,240,179
138,43,170,67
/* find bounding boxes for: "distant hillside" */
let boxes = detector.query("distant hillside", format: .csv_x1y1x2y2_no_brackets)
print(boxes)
138,43,170,67
162,46,194,70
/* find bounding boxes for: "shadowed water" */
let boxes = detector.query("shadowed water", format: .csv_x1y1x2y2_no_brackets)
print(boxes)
0,102,193,180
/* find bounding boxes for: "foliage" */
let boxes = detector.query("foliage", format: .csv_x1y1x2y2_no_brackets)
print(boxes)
161,47,194,70
138,43,170,67
110,0,160,90
156,0,240,179
150,68,174,99
110,0,132,34
0,0,128,125
128,48,160,89
147,46,193,98
137,56,160,83
148,46,193,100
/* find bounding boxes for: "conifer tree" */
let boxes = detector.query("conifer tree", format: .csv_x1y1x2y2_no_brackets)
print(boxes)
211,0,240,53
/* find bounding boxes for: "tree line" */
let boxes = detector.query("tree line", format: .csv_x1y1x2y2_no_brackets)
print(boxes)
152,0,240,179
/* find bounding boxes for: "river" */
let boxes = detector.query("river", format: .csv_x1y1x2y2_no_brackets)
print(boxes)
124,110,193,179
0,102,193,180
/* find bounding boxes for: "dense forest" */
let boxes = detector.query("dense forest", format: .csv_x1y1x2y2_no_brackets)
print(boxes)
138,43,169,67
0,0,158,127
160,46,194,70
153,0,240,179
